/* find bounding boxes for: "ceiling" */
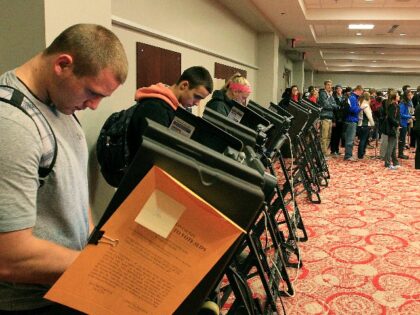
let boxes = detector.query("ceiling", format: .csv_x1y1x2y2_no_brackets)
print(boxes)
219,0,420,74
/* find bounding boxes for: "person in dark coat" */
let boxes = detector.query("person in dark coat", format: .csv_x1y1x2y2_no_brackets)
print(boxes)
206,73,251,116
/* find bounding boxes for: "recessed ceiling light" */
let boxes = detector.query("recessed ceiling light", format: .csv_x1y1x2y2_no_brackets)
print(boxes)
365,0,374,2
356,32,362,36
372,60,377,62
348,24,375,30
400,33,407,36
350,51,355,54
380,52,385,55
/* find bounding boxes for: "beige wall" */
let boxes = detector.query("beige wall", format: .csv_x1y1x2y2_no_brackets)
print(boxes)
0,0,45,74
314,72,420,91
109,0,260,111
256,33,279,107
304,70,314,89
293,60,304,93
112,0,258,67
277,50,294,101
43,0,111,44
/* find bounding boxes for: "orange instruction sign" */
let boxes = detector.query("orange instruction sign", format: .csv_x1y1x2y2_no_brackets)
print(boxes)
45,166,244,315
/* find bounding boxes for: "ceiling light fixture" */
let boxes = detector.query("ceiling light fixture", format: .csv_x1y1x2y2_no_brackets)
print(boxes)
372,60,377,62
356,32,362,36
350,51,355,54
400,33,407,36
348,24,375,30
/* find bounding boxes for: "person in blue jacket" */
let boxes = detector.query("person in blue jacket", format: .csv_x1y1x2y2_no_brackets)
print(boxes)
398,89,414,159
343,85,364,161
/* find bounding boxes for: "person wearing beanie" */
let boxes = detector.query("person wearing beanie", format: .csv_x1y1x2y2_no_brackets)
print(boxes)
331,84,346,155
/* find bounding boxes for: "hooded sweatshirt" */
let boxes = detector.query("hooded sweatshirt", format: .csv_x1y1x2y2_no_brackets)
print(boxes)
134,83,179,110
127,83,180,160
206,89,236,117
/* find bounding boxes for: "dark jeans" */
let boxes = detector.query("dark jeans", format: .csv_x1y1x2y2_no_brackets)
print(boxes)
330,121,344,154
370,119,379,140
358,126,370,159
415,130,420,169
0,304,84,315
398,126,408,156
410,127,416,147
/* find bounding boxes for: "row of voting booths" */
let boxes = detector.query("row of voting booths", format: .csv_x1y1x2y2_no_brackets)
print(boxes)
82,97,329,315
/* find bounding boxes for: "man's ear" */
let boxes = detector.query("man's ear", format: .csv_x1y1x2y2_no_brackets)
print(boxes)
178,80,190,91
53,54,74,75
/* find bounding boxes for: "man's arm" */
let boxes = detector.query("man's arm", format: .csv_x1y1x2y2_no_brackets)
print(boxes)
399,104,412,119
0,108,80,285
0,228,79,285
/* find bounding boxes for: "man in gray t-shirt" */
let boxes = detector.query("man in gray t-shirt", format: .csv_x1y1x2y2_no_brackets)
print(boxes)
0,24,127,312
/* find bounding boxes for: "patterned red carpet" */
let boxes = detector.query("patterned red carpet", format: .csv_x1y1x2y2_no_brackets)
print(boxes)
222,148,420,314
280,149,420,315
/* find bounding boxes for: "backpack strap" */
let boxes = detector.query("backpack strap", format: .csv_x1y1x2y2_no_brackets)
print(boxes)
0,85,57,187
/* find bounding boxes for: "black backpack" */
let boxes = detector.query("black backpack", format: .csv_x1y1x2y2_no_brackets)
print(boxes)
96,104,138,187
0,85,57,187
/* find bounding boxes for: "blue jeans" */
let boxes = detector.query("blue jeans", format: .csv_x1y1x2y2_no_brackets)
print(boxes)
398,126,407,156
344,122,357,159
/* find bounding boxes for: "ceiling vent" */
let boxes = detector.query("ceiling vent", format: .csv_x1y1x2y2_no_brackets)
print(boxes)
387,25,399,33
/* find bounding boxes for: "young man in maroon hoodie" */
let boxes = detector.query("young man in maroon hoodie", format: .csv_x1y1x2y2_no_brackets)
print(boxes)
127,66,213,160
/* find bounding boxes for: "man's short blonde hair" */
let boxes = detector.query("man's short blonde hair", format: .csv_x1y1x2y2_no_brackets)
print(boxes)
44,24,128,84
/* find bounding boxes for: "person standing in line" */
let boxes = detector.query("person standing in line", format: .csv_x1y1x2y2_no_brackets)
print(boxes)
318,80,338,157
398,89,413,159
370,90,383,145
413,100,420,169
383,91,401,170
379,88,396,159
331,84,346,156
357,92,375,159
343,85,364,161
410,85,420,149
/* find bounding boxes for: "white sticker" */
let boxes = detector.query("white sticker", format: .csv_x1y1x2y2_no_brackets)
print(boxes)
134,189,186,238
228,106,244,123
169,116,195,138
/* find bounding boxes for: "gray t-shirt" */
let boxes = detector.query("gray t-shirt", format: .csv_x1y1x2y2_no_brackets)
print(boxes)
0,71,90,310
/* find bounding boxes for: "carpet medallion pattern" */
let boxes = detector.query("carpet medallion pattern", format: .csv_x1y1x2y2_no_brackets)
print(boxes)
281,153,420,315
222,150,420,315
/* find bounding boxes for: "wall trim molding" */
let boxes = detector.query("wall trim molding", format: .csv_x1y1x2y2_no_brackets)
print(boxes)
112,15,259,70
